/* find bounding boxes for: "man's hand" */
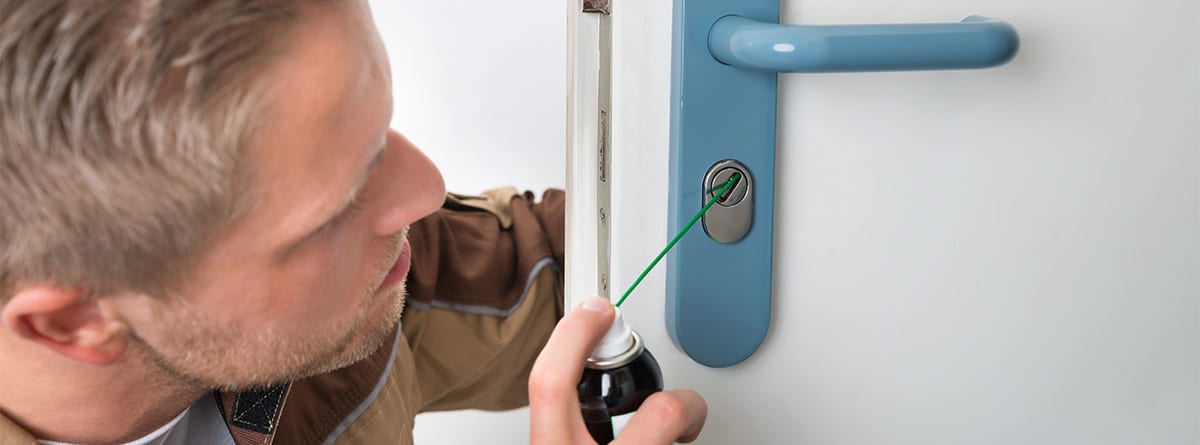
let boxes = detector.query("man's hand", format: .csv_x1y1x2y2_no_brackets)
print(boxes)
529,297,707,444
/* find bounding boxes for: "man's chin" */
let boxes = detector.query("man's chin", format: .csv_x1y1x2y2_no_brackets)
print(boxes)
302,284,406,377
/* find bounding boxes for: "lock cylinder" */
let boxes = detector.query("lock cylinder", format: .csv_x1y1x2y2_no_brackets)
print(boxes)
701,160,754,243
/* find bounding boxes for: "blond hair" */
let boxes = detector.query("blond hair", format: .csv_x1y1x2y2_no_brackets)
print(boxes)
0,0,300,299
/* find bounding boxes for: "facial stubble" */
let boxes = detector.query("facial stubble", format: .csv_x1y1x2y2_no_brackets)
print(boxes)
130,231,409,392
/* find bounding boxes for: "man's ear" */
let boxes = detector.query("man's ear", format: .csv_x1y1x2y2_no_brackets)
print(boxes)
0,285,130,365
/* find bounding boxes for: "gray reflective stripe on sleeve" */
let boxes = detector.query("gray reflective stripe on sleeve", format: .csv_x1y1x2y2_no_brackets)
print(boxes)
320,324,404,445
406,257,560,318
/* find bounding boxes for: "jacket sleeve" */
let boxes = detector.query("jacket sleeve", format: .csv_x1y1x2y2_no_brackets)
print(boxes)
400,188,565,412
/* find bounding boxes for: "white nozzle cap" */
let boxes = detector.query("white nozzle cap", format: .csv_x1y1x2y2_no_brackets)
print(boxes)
589,308,635,361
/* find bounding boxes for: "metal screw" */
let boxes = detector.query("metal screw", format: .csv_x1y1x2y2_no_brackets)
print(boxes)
582,0,611,14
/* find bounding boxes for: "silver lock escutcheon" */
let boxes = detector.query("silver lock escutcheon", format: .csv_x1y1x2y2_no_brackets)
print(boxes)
702,160,753,244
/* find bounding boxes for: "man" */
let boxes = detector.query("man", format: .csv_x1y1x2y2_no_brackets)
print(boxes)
0,0,706,444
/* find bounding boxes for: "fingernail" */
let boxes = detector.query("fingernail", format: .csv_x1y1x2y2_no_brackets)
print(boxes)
581,297,611,313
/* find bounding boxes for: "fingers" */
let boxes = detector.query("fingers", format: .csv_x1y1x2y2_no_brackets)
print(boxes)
613,390,708,445
529,297,616,444
529,298,709,445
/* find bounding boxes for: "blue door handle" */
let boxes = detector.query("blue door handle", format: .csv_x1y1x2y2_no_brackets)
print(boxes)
668,0,1021,369
708,15,1019,73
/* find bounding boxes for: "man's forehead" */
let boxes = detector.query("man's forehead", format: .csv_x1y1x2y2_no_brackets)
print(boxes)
234,0,391,249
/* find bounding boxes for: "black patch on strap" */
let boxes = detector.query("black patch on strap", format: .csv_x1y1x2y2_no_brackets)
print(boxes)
231,383,289,434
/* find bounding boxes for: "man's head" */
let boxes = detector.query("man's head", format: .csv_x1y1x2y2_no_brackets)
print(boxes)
0,0,444,390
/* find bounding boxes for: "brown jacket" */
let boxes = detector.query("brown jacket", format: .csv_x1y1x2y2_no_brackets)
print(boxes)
0,188,565,445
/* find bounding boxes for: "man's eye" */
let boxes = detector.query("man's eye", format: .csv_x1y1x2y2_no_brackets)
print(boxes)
322,197,365,235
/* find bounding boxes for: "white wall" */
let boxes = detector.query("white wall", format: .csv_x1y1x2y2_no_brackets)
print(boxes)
369,0,566,195
367,1,565,443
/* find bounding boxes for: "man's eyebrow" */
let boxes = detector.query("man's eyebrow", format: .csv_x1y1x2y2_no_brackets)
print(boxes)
284,146,386,251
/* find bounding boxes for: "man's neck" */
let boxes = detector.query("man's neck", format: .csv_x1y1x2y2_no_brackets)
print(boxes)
0,333,207,444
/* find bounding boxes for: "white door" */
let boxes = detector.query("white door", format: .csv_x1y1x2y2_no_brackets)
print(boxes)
569,0,1199,443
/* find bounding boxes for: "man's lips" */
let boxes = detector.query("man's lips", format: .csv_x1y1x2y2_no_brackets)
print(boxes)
379,240,412,290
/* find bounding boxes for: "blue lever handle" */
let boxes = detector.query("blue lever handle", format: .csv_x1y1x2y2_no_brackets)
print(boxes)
708,15,1019,73
668,0,1021,368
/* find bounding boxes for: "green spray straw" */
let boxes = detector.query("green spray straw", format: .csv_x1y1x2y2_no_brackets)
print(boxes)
614,172,742,307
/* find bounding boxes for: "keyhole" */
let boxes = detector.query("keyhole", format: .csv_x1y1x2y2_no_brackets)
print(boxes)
709,167,749,206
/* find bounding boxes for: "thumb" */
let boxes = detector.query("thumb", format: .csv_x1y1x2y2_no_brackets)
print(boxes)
529,297,617,443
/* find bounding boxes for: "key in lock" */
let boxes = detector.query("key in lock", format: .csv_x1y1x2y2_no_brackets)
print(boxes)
702,160,753,243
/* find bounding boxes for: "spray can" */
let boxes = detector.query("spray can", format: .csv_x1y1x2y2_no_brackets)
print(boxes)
577,308,663,444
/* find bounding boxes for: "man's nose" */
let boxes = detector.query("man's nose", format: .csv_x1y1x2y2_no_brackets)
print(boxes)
371,130,445,237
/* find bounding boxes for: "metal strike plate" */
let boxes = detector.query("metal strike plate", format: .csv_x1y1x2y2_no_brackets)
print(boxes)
702,160,753,244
